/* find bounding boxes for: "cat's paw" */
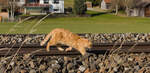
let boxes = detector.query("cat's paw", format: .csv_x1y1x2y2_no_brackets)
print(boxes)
46,48,50,52
40,41,45,46
65,47,72,51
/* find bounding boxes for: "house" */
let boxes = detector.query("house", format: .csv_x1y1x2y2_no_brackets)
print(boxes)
128,0,150,17
24,0,64,15
15,0,26,14
0,0,9,19
86,1,92,9
101,0,111,10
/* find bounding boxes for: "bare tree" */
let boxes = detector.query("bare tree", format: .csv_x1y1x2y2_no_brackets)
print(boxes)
122,0,137,16
0,0,20,21
111,0,122,15
8,0,17,21
111,0,137,16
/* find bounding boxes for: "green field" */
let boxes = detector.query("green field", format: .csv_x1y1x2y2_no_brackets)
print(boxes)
1,11,150,34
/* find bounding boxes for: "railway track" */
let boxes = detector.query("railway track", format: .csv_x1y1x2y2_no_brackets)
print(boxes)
1,34,150,73
0,44,150,56
0,34,150,56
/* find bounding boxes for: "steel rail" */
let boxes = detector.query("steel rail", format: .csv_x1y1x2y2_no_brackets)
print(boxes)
0,44,150,56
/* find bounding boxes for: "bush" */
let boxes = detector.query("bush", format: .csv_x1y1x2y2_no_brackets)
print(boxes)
73,0,87,15
64,7,73,14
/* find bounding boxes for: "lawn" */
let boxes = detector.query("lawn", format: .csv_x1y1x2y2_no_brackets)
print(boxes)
1,11,150,34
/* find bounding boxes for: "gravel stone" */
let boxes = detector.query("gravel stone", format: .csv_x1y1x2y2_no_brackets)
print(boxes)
47,67,53,73
29,69,36,73
67,63,74,70
0,46,150,73
29,61,35,68
39,64,46,70
79,65,86,72
1,33,150,46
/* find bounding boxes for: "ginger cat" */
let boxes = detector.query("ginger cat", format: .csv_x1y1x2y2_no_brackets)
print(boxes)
40,28,92,56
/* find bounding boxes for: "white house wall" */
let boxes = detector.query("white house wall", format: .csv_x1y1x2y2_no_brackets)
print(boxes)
39,0,64,13
40,0,44,4
17,0,25,7
101,0,107,10
133,8,139,16
140,8,145,17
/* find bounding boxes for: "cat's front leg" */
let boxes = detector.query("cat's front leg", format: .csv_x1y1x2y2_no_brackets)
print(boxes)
46,39,57,52
46,43,50,52
77,47,86,56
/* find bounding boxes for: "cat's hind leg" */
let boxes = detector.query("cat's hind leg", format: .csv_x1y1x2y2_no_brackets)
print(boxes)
65,47,72,51
57,47,64,51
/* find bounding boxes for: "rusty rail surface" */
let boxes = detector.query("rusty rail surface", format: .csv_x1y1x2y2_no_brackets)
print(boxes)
0,44,150,56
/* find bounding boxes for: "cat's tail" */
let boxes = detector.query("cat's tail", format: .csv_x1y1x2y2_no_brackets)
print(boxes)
40,32,52,46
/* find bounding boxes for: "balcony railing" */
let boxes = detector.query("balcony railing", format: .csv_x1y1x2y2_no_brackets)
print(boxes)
25,3,50,7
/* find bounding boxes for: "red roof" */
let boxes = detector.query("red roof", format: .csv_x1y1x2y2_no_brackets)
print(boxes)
105,0,111,3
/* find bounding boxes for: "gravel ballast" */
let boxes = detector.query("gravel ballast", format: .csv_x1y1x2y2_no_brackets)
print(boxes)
0,33,150,46
1,53,150,73
0,33,150,73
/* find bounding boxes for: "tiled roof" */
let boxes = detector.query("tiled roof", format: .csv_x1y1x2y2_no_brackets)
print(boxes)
135,0,150,8
104,0,111,3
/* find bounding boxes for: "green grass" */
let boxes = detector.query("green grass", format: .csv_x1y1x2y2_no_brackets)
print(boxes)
1,11,150,34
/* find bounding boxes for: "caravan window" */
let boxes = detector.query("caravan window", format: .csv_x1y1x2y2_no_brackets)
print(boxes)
44,0,49,4
53,0,59,4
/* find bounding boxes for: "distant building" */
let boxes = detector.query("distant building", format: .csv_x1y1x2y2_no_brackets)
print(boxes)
86,1,92,9
0,0,9,19
128,0,150,17
0,0,64,16
101,0,111,10
24,0,64,15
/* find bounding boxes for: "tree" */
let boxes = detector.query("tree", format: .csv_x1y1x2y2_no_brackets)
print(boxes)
87,0,102,7
122,0,137,16
111,0,137,16
73,0,87,15
8,0,17,21
0,0,20,21
111,0,122,15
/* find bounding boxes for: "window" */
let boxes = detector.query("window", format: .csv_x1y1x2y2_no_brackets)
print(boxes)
53,0,59,4
28,0,39,3
1,9,7,12
44,0,49,4
53,9,59,11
